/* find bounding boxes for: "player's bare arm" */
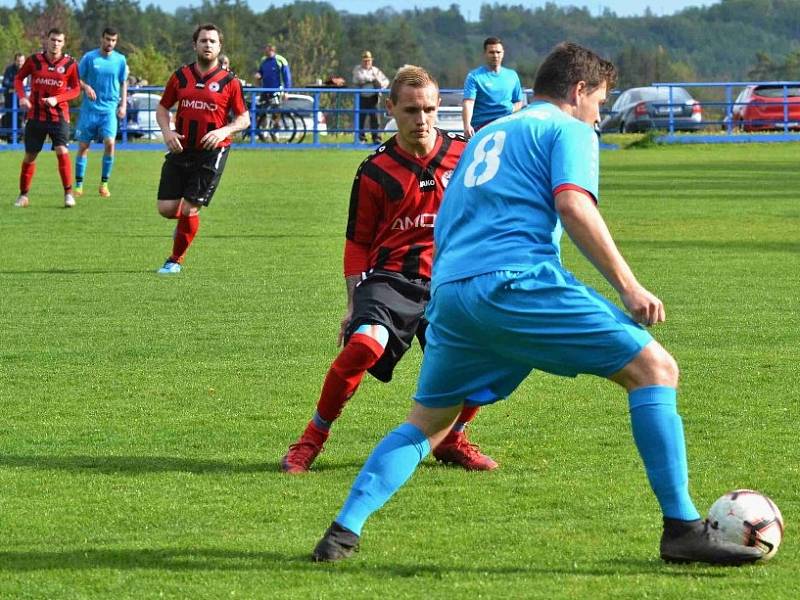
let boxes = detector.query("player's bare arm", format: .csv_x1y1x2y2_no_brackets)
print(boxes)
157,103,184,153
199,109,250,150
462,99,475,138
555,188,665,327
81,80,97,101
117,78,127,119
338,274,361,346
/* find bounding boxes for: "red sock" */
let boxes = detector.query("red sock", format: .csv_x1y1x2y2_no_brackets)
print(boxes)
315,333,385,424
56,153,72,191
443,404,481,443
169,213,200,263
20,161,35,194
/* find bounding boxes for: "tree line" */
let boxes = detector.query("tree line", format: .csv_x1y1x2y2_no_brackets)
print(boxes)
2,0,800,90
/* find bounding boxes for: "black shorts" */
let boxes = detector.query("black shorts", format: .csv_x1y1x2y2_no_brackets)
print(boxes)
157,147,229,206
24,120,70,153
344,270,430,383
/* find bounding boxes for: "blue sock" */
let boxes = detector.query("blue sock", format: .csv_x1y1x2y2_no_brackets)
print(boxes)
75,155,87,184
312,411,331,432
335,422,430,535
628,386,700,521
101,155,114,182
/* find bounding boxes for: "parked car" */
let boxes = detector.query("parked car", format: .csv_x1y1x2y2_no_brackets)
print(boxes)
599,86,703,133
282,93,327,135
729,84,800,131
123,91,163,139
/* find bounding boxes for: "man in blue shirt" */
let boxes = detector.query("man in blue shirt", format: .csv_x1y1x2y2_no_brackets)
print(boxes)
254,43,292,101
74,28,128,198
310,42,764,567
461,36,523,138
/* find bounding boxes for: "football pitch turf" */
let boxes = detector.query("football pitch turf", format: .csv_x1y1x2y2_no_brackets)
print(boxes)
0,144,797,598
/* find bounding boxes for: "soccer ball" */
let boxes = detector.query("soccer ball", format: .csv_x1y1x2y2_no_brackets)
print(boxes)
707,490,784,560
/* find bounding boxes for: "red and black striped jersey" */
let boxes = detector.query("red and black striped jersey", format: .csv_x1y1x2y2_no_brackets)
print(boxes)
160,63,247,150
345,129,467,280
14,53,80,123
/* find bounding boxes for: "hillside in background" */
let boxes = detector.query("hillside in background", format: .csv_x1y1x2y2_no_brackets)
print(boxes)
2,0,799,87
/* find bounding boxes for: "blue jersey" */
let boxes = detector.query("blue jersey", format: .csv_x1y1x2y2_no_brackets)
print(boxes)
463,65,523,129
432,101,599,291
79,49,127,113
258,54,292,90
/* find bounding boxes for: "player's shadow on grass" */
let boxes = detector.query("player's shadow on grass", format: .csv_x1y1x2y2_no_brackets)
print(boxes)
0,454,274,475
0,455,513,475
0,268,145,275
0,547,730,577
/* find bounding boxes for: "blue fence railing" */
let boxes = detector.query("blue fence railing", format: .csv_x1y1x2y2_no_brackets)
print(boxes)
1,86,466,149
3,82,800,149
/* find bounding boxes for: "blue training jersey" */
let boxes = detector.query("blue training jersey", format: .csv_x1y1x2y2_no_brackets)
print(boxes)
79,49,127,113
432,101,599,291
463,65,523,129
258,54,292,90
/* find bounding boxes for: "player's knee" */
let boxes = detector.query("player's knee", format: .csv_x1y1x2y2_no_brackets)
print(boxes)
354,323,389,348
614,342,679,390
335,333,385,374
181,201,201,216
157,201,180,218
640,343,679,387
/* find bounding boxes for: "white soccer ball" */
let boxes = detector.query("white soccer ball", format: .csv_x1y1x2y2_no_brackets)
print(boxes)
707,490,784,560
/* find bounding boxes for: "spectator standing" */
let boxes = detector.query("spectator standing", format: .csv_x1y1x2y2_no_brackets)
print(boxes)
254,43,291,103
2,52,26,142
462,36,523,138
352,50,389,143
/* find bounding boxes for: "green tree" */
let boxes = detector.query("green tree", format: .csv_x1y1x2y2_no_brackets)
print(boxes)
126,43,173,86
0,12,36,64
278,13,340,85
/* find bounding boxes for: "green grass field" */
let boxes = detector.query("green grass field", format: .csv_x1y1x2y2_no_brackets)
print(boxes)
0,143,797,598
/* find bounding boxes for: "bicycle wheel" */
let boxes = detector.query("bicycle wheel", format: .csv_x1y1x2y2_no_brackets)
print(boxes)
290,111,307,143
268,110,297,143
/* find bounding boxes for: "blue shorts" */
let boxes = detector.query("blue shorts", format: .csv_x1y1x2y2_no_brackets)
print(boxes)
415,264,653,408
75,108,118,143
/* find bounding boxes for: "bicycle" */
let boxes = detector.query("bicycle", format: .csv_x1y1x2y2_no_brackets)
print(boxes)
253,92,306,143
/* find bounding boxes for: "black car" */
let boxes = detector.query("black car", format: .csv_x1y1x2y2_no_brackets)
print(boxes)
599,86,703,133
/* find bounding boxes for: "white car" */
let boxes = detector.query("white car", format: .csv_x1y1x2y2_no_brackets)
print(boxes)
283,93,327,136
123,91,163,139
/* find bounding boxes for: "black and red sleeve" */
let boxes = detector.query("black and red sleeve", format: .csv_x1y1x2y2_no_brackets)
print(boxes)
345,160,382,245
159,72,179,109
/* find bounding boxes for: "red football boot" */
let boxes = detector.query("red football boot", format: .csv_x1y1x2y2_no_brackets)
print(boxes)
281,424,328,473
433,431,498,471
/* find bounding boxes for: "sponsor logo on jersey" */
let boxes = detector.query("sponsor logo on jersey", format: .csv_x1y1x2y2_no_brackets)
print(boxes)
391,213,436,230
34,77,64,87
180,98,218,111
419,178,436,190
440,170,453,188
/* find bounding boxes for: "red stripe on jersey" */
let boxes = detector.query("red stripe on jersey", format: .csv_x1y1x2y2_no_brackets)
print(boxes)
15,53,80,123
553,183,597,204
345,129,466,280
160,63,247,150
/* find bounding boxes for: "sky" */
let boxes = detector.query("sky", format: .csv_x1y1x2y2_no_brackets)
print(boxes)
0,0,718,18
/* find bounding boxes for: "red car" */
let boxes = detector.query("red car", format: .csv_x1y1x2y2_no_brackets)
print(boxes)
732,84,800,131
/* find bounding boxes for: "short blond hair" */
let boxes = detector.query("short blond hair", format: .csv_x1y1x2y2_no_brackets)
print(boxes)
389,65,439,103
